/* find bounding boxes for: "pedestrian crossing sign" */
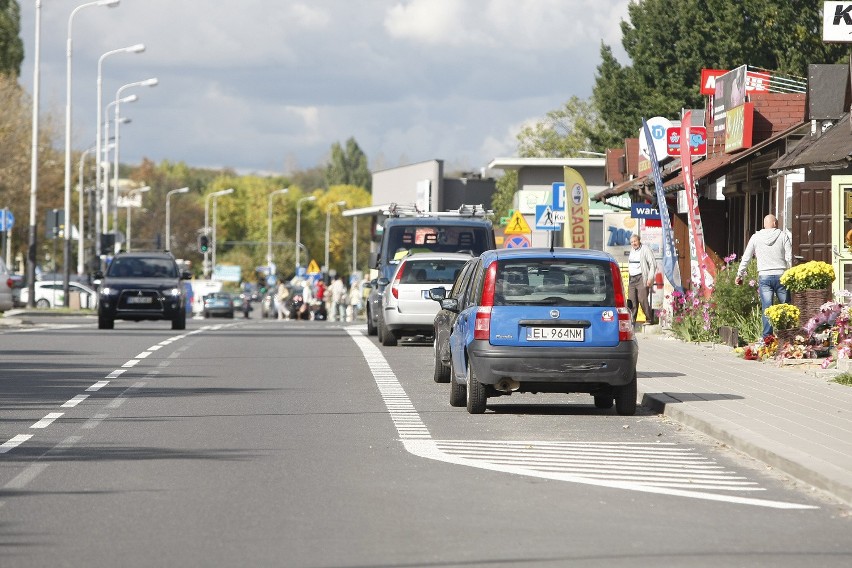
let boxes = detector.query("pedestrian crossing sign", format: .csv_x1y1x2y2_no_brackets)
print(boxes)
504,210,531,235
307,259,321,274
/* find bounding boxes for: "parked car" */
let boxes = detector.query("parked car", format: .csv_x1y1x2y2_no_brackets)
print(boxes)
434,247,638,415
96,251,190,330
377,252,471,347
365,204,495,337
430,257,479,384
19,280,98,309
0,258,13,311
203,292,235,318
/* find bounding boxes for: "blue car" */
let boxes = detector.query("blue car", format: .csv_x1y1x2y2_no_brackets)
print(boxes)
433,247,638,415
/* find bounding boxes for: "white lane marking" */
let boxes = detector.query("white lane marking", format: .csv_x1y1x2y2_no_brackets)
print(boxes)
106,370,126,379
135,351,152,359
122,360,139,368
83,413,109,429
346,329,817,510
3,436,81,490
148,345,162,351
30,413,64,429
0,435,33,454
86,381,109,392
61,394,89,408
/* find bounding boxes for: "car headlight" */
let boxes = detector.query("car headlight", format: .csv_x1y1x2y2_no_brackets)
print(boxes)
167,288,182,296
100,287,117,296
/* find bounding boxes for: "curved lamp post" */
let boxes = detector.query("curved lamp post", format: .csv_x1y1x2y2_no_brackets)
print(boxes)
295,195,316,270
324,200,346,272
62,0,120,305
165,187,189,251
112,78,157,235
125,185,149,251
94,42,144,261
267,188,289,269
204,188,233,278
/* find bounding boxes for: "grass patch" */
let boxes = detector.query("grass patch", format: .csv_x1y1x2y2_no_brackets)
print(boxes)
832,373,852,386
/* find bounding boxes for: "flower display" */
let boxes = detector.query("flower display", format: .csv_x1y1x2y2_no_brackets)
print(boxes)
764,303,800,331
780,261,836,293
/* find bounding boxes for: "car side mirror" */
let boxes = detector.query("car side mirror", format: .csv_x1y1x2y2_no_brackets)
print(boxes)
440,298,460,313
94,270,104,280
377,277,390,287
180,270,192,280
428,287,447,302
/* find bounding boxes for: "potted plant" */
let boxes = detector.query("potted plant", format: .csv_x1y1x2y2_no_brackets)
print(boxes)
780,261,835,327
764,303,800,344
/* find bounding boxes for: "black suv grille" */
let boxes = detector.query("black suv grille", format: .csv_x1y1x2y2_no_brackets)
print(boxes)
117,289,163,311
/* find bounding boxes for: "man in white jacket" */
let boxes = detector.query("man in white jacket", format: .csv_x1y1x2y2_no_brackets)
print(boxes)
735,214,792,338
628,234,657,325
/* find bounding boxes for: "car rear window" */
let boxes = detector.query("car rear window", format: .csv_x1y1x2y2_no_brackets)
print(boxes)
494,259,615,307
400,259,467,284
387,225,490,258
108,258,177,278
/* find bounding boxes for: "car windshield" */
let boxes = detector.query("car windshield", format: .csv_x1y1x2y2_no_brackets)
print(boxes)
400,259,467,284
387,225,489,258
108,257,177,278
494,259,615,307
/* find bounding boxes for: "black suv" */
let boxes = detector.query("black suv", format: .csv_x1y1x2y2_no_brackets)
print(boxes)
96,251,191,330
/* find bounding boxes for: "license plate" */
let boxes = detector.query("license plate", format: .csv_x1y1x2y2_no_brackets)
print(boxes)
526,327,584,342
126,296,153,304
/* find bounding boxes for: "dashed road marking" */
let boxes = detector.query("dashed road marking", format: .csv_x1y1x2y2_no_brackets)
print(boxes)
87,381,109,392
0,435,33,454
61,394,89,408
31,413,64,429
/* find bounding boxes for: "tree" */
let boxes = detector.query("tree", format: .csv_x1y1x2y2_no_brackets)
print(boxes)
491,97,598,220
592,0,848,144
0,0,23,77
325,137,371,191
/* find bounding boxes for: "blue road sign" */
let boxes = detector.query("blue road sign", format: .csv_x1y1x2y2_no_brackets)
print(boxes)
551,182,565,212
505,235,531,249
0,209,14,231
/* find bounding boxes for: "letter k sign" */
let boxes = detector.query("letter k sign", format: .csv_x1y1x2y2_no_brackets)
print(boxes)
835,4,852,25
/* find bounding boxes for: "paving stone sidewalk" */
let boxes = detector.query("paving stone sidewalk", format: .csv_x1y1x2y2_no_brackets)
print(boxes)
636,331,852,505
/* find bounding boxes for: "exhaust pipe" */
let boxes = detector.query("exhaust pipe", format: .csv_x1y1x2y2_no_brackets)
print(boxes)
495,378,520,393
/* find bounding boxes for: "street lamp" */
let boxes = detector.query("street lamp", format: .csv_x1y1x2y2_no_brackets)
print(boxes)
125,185,149,251
104,94,136,242
204,188,233,278
94,42,145,262
212,191,234,277
63,0,120,305
112,78,157,235
267,188,289,269
79,140,113,275
165,187,189,251
324,200,346,272
295,195,316,270
25,0,43,307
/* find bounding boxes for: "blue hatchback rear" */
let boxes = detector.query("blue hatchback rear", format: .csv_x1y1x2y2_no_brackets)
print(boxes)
446,248,638,414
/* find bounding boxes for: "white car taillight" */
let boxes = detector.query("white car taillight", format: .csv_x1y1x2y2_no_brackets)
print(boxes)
618,307,634,341
474,306,492,340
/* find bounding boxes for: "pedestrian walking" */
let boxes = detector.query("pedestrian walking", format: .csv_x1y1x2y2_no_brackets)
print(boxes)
627,234,657,325
347,279,362,322
275,281,290,320
735,213,792,338
329,275,347,322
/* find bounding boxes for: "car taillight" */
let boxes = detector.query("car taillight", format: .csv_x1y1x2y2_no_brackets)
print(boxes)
609,261,634,341
391,262,407,299
5,278,11,289
474,263,497,340
474,307,492,340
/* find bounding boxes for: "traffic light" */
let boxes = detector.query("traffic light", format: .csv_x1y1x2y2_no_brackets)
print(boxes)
198,234,209,253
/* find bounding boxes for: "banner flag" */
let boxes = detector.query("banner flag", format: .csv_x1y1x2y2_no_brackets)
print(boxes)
563,167,590,248
642,118,683,293
680,111,716,298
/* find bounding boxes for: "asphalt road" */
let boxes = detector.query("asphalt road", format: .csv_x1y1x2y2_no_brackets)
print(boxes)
1,313,851,567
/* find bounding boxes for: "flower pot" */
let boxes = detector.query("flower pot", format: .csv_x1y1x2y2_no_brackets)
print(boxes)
792,288,832,328
775,328,800,346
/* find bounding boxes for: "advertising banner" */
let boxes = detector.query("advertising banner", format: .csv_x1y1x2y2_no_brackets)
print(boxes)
680,111,716,297
563,167,590,249
642,119,683,293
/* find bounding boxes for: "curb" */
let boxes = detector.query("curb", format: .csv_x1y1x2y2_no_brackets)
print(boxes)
639,389,852,506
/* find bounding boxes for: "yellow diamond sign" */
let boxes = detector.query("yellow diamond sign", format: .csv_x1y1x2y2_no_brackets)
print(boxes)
504,210,531,235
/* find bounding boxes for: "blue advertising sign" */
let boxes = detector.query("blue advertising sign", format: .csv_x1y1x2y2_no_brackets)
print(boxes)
630,203,661,219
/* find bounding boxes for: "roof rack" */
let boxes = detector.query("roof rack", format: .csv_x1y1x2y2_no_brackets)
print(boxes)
382,203,493,219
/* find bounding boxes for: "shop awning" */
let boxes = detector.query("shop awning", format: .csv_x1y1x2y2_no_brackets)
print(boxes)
770,114,852,171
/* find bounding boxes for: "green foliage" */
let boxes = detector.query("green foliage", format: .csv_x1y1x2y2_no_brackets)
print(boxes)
592,0,847,144
325,137,371,191
669,289,717,343
0,0,23,77
516,97,599,157
713,258,760,329
727,305,763,345
833,373,852,387
490,170,517,224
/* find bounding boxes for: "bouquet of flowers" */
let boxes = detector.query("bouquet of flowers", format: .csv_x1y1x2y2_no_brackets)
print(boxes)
780,261,835,293
764,303,800,331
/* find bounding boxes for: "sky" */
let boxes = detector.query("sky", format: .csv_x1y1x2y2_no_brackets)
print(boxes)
18,0,631,176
